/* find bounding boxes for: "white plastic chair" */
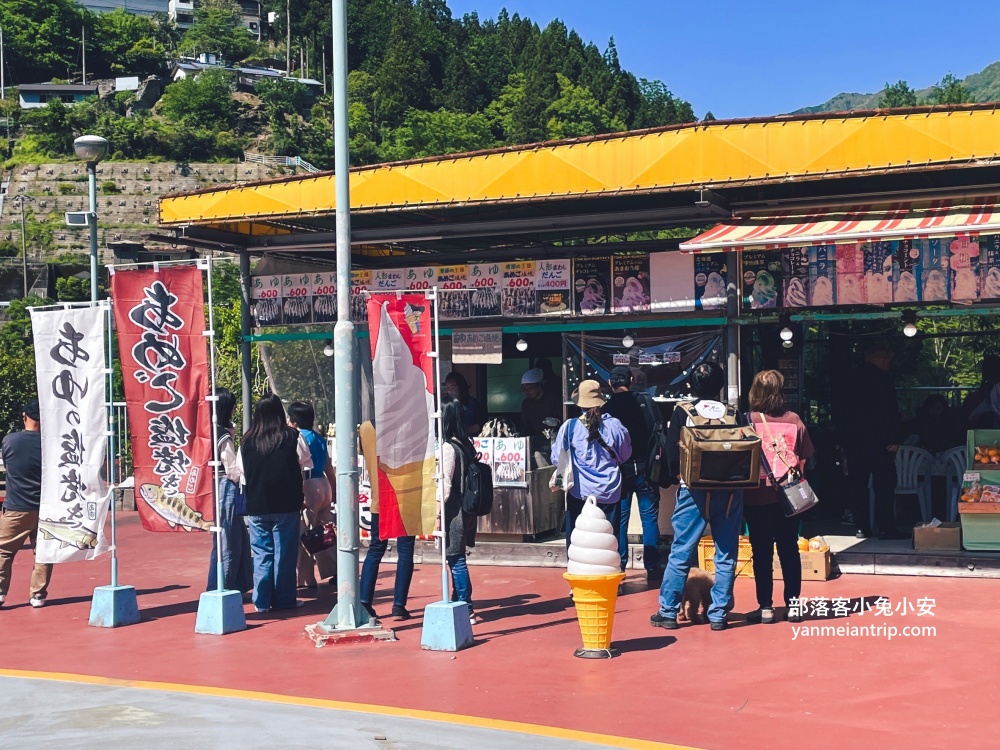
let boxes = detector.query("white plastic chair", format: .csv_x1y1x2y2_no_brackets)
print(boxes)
940,446,967,522
868,446,935,529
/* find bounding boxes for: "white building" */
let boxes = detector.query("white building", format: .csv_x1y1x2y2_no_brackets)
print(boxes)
77,0,169,16
168,0,195,28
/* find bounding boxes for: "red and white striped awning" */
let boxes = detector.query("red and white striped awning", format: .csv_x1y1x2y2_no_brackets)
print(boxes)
679,199,1000,253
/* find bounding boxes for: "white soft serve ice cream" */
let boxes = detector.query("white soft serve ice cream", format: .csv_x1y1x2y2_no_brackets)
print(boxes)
567,497,622,575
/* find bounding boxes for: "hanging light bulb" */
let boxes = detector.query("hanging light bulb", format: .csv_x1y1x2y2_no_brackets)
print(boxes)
779,327,794,342
323,340,334,357
782,339,794,349
902,309,918,338
622,333,635,348
516,336,528,352
778,312,793,342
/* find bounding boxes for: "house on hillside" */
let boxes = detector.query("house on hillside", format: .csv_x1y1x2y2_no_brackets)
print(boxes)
18,83,98,109
168,0,194,28
169,56,323,101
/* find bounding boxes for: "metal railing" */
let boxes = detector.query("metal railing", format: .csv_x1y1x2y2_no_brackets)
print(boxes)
243,152,321,173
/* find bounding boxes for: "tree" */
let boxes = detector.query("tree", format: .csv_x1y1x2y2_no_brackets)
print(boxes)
178,0,257,64
634,79,695,129
159,69,237,129
0,0,86,82
19,99,74,156
544,73,624,140
0,297,49,434
92,9,165,78
379,107,497,161
878,80,917,108
927,73,974,105
56,276,89,301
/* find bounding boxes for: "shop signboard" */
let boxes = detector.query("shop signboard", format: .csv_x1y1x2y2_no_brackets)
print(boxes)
863,242,894,304
835,243,866,305
311,270,337,323
281,272,313,324
251,274,283,326
452,329,503,364
782,247,810,307
694,255,727,310
404,265,437,291
351,269,372,322
502,261,537,317
437,264,470,320
980,235,1000,299
649,251,696,311
468,262,502,317
574,256,611,315
808,245,837,306
742,250,781,309
473,437,494,468
372,268,406,292
612,254,651,313
920,239,950,302
536,258,572,315
893,240,920,303
950,236,980,302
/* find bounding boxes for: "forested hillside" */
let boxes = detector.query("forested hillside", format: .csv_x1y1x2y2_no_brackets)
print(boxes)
0,0,696,167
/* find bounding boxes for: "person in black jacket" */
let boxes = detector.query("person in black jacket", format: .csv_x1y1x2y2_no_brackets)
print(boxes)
238,393,313,612
603,366,661,581
844,346,906,540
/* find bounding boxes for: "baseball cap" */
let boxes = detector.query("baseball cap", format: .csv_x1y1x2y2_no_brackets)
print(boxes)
521,368,544,385
22,399,40,421
609,366,633,387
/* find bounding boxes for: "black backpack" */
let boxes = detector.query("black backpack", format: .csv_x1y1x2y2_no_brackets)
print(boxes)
636,392,673,488
449,439,494,516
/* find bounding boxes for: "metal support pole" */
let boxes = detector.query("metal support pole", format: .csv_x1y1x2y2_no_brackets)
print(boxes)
239,252,253,434
88,162,98,302
320,0,368,631
19,198,27,297
106,302,117,588
725,251,740,406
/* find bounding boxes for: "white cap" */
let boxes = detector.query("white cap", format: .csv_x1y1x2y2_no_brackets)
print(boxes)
521,368,544,385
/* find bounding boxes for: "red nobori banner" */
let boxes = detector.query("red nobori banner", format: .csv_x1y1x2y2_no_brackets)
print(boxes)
112,267,214,532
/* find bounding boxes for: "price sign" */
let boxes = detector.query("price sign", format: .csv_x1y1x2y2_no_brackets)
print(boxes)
535,259,571,289
436,265,467,289
473,437,493,466
468,263,502,316
502,261,536,288
492,437,527,487
351,269,372,295
309,270,337,297
282,273,311,298
405,266,436,290
251,275,281,300
469,262,501,287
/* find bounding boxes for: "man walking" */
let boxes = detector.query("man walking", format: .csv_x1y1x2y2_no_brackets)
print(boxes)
603,366,662,582
0,399,52,608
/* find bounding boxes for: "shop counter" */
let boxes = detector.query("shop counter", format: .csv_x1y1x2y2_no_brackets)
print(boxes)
477,465,562,541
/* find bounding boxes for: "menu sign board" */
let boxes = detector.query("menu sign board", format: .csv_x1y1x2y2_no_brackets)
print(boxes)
502,261,537,317
438,265,470,320
452,329,503,364
469,262,502,317
535,259,571,315
612,254,651,313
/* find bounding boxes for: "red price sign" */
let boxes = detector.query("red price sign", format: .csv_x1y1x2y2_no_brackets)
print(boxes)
473,438,493,465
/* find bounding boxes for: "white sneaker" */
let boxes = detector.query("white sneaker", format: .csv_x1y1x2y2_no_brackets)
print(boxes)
29,596,45,608
0,594,5,607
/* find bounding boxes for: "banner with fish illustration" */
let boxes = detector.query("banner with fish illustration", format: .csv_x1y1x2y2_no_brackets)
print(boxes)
367,294,436,539
30,305,111,563
112,267,214,532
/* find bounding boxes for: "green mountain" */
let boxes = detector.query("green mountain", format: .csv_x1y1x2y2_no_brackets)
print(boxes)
793,62,1000,114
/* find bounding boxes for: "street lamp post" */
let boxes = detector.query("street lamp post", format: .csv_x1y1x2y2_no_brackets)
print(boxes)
73,135,109,302
18,197,27,297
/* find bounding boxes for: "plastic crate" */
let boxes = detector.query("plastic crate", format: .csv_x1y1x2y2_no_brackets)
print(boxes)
697,535,754,577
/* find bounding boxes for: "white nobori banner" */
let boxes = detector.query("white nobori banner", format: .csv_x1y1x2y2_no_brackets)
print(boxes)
30,305,111,563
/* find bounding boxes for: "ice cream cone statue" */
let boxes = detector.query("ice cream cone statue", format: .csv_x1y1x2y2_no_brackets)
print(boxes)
563,496,626,658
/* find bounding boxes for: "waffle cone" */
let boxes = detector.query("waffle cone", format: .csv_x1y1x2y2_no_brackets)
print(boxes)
563,572,625,651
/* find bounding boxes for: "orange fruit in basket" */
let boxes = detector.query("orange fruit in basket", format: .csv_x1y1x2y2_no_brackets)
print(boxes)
797,537,809,551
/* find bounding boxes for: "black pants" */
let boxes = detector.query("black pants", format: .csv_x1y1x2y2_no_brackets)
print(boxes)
848,448,897,535
743,501,801,609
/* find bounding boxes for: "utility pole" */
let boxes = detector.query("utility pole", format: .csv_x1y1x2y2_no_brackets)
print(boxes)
82,26,86,85
1,27,6,100
285,0,291,75
19,198,27,298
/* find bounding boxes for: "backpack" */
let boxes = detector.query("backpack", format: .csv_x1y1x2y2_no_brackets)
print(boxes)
677,402,761,489
636,393,672,487
449,439,494,516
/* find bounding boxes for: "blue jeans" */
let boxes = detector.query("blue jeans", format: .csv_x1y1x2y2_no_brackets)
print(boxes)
619,471,661,572
447,553,473,613
248,511,300,611
208,477,253,593
565,495,621,551
658,485,743,623
359,512,415,609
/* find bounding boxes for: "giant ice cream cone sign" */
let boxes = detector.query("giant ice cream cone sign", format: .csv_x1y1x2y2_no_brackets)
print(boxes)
367,295,437,539
564,496,625,658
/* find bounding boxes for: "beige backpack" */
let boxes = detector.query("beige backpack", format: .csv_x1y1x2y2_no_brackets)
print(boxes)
678,402,762,489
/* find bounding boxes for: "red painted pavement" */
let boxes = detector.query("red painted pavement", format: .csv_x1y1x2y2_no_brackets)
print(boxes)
0,513,997,750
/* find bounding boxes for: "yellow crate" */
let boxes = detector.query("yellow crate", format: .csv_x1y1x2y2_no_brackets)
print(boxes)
697,535,754,578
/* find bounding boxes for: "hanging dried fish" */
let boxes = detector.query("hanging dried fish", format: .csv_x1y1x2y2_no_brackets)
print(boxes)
283,296,312,323
254,297,281,326
313,294,336,321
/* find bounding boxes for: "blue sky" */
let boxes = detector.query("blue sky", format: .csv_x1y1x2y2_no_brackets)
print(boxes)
447,1,1000,119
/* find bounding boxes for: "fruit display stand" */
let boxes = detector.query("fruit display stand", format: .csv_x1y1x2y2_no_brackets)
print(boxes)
959,430,1000,550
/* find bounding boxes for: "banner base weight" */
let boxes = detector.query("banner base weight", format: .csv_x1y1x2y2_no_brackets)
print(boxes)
89,585,140,628
194,590,246,635
420,601,474,652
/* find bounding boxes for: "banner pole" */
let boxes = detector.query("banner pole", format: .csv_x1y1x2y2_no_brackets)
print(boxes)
431,287,448,604
195,255,247,635
89,298,139,628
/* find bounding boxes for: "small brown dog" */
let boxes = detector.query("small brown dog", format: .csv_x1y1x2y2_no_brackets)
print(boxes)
679,567,714,624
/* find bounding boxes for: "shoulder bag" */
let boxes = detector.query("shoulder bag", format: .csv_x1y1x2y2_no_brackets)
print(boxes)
757,413,819,518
